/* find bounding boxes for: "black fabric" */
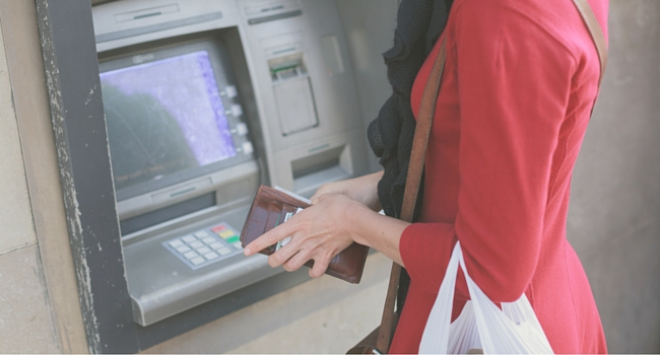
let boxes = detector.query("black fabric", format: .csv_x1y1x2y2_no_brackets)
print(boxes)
367,0,450,219
366,0,453,321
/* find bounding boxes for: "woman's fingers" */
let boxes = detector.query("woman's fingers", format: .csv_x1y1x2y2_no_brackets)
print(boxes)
281,246,312,272
243,220,295,256
267,235,299,268
309,252,332,278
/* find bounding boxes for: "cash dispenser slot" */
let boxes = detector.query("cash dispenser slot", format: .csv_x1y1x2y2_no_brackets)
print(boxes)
268,51,319,136
291,145,352,197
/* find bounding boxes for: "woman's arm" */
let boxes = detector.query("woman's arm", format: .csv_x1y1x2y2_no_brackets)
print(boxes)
310,170,384,211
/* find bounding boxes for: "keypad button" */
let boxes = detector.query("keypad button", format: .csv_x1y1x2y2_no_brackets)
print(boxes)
232,242,243,250
182,235,196,243
225,236,240,244
217,248,232,256
202,237,216,244
219,230,235,239
189,241,204,249
197,247,212,255
191,257,205,265
211,225,226,233
169,240,184,248
209,242,224,250
204,252,219,260
184,251,199,260
176,246,191,254
194,231,210,238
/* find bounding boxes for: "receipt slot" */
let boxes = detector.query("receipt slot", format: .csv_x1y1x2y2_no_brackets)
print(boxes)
91,0,370,327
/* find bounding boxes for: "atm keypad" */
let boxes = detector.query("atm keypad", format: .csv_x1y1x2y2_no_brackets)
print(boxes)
163,223,242,270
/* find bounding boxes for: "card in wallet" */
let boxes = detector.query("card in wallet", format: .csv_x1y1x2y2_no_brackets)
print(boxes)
240,185,369,284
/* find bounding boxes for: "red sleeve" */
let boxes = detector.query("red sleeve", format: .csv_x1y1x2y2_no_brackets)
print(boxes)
400,0,576,302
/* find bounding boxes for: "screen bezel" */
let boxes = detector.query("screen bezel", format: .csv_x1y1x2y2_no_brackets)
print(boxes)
99,36,254,202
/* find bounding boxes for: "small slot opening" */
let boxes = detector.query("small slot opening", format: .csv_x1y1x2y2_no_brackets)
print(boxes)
291,145,353,196
268,52,307,82
134,12,162,20
292,146,343,179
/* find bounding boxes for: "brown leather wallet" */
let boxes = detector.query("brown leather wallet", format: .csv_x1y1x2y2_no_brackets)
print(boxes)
240,185,369,284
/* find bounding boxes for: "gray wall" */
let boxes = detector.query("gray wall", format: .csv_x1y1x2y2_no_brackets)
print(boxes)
568,1,660,353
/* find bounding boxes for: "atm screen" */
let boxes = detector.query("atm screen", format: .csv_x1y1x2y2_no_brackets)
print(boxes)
100,51,236,192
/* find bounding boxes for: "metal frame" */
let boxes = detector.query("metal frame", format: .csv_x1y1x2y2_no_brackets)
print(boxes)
35,0,139,352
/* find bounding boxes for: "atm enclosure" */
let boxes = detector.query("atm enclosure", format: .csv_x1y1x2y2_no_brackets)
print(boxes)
92,0,370,328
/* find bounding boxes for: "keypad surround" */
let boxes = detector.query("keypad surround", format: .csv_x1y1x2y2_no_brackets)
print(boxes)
162,222,243,270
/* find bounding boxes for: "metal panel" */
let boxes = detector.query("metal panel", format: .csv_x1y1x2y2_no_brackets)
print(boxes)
35,0,139,352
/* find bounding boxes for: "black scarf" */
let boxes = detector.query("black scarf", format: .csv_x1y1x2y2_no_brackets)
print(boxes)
368,0,452,219
367,0,452,313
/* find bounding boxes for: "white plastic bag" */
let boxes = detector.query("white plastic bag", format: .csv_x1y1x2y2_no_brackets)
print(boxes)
419,242,554,354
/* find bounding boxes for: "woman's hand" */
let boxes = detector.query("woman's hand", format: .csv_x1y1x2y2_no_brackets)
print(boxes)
243,193,368,278
311,171,383,211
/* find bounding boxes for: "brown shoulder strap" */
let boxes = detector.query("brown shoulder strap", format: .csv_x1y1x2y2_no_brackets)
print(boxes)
375,38,447,354
573,0,608,87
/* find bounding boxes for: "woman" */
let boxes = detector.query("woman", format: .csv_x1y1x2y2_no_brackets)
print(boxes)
244,0,609,353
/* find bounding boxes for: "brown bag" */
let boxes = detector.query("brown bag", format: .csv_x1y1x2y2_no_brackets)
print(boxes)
240,185,369,284
347,0,607,353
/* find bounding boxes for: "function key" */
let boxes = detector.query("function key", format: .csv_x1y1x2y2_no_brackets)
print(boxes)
242,142,254,155
231,242,243,250
225,85,237,98
231,104,243,117
236,123,248,136
211,225,227,233
182,235,196,243
219,230,236,239
225,236,240,245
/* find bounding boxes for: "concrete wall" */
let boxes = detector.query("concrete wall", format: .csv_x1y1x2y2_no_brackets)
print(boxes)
568,1,660,353
0,12,59,354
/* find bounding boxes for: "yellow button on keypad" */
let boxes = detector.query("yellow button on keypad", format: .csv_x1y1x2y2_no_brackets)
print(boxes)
219,230,236,239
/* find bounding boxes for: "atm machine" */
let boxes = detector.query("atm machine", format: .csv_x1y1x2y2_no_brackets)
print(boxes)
92,0,370,327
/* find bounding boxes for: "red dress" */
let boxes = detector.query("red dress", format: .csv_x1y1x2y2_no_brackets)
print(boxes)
391,0,609,353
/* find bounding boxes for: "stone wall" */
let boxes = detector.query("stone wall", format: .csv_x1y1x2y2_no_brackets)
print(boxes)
568,1,660,352
0,16,59,354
